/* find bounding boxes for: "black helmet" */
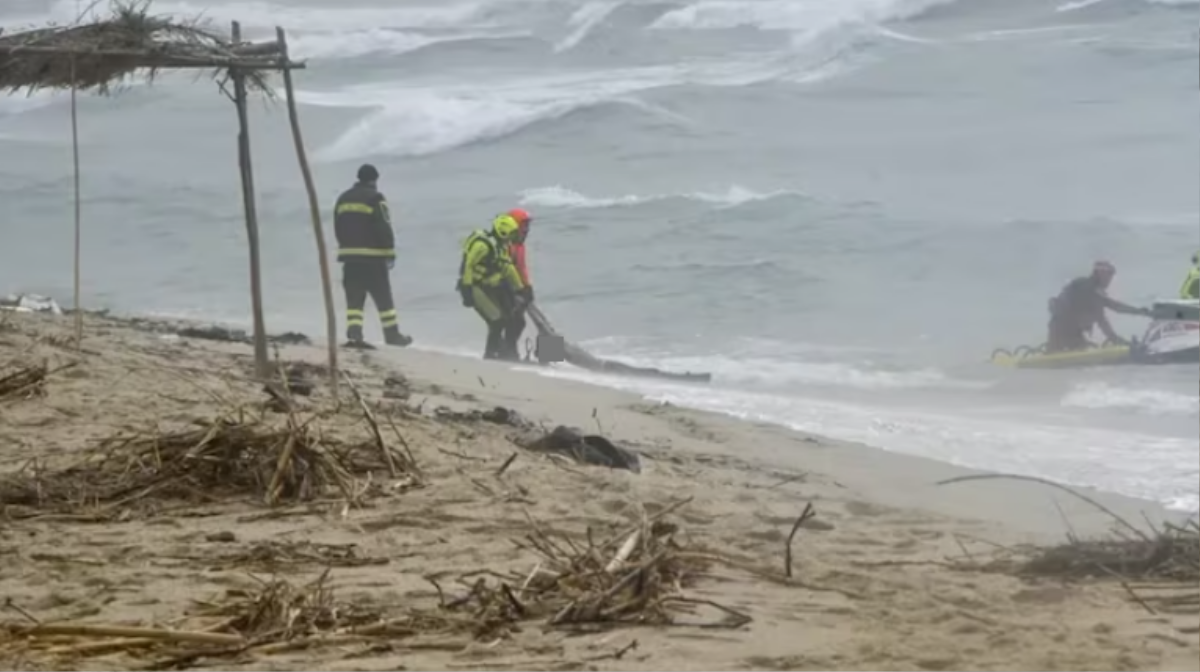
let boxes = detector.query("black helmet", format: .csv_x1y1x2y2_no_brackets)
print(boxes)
357,163,380,182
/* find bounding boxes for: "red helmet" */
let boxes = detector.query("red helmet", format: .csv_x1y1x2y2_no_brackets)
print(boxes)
507,208,532,227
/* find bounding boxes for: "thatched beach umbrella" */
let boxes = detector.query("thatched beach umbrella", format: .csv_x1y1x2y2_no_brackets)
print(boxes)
0,1,339,393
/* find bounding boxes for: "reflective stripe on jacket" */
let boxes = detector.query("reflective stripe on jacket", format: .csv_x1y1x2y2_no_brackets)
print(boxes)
334,182,395,261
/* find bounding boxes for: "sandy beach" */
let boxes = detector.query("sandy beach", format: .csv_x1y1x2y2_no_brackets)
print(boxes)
0,309,1196,672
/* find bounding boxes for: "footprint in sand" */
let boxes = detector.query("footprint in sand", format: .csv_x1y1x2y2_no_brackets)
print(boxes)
1010,586,1071,605
843,500,895,518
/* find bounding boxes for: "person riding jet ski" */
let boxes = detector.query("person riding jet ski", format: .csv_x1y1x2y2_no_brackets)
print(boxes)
1045,260,1151,353
1180,251,1200,300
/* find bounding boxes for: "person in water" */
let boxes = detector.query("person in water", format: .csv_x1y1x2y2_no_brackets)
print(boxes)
503,208,534,360
333,164,413,349
1180,251,1200,300
1045,260,1150,353
457,213,531,360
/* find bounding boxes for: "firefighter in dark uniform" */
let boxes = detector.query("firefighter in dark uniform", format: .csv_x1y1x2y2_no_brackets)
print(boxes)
334,164,413,348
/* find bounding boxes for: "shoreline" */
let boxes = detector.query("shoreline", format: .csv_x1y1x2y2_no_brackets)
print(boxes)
51,303,1199,526
372,334,1190,541
516,362,1200,519
2,309,1197,671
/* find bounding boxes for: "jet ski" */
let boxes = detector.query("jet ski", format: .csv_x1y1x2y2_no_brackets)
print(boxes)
991,299,1198,370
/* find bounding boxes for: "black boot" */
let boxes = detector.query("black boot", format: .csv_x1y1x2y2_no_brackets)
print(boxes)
498,338,521,362
483,325,504,360
383,326,412,347
344,325,374,350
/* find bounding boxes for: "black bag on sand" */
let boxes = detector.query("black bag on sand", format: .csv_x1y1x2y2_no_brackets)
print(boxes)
526,426,641,474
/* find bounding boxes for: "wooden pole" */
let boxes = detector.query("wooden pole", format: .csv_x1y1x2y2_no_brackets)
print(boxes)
230,21,270,379
70,55,82,351
275,26,339,397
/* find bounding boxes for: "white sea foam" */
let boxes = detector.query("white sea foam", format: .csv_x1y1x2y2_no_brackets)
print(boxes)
517,184,802,210
534,363,1200,512
287,29,521,60
1061,382,1199,417
299,57,814,159
554,0,625,52
648,0,956,34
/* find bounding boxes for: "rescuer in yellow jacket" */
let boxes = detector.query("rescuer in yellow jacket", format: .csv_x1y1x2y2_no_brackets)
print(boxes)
333,164,412,349
1180,251,1200,300
457,214,530,360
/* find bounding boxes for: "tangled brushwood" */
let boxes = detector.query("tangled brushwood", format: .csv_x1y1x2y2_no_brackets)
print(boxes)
0,360,48,401
433,504,751,639
1019,520,1200,619
0,348,77,402
0,404,418,519
195,571,384,643
1020,520,1200,583
0,571,398,667
0,506,750,667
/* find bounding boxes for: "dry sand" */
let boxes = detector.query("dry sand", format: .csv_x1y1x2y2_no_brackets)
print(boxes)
0,310,1196,671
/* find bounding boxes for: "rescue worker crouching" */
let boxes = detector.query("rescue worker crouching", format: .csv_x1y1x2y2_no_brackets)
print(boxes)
334,163,413,349
1045,260,1150,353
457,214,531,361
1180,251,1200,300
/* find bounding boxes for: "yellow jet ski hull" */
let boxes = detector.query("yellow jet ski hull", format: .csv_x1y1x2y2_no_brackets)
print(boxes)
990,344,1132,370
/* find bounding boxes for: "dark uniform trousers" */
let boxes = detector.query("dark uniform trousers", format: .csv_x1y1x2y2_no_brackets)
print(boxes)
505,307,526,360
343,260,399,342
470,283,517,360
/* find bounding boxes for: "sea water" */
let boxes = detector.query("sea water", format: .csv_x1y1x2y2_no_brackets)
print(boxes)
1,0,1196,510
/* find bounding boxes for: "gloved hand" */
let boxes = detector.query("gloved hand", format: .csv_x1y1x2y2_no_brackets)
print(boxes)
460,286,474,308
513,287,532,311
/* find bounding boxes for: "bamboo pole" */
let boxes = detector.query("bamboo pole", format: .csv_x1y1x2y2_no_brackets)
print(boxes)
14,622,243,646
70,55,82,351
275,26,339,397
230,21,270,379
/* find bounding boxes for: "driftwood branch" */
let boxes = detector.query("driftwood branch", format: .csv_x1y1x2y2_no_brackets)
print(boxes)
935,472,1152,543
784,502,817,579
8,623,243,646
276,25,337,398
341,371,397,477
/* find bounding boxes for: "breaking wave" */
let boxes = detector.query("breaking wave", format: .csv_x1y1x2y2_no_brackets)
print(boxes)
1062,382,1199,417
300,56,824,159
518,184,802,210
578,336,987,392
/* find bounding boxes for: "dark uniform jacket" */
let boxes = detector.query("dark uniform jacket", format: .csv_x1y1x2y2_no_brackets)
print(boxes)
334,182,395,261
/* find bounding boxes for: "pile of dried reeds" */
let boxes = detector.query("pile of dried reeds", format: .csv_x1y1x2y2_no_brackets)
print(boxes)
1021,519,1199,621
1021,519,1199,583
432,500,751,638
0,571,394,667
0,344,78,402
0,360,48,401
194,571,384,643
938,473,1200,622
0,501,835,667
0,402,418,518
